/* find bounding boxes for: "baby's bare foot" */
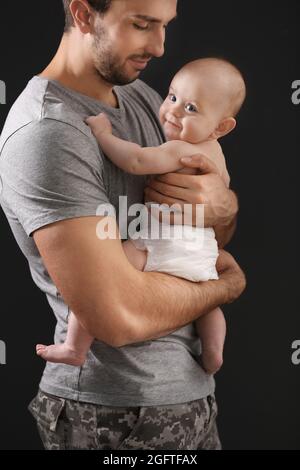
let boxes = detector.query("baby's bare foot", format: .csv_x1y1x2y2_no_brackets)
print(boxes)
36,344,86,366
200,348,223,375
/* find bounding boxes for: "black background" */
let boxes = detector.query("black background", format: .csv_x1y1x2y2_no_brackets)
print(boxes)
0,0,299,450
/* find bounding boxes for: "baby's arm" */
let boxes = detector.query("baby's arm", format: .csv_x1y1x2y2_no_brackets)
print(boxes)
86,113,197,175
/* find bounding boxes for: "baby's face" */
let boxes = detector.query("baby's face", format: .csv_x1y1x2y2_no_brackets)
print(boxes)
159,69,227,143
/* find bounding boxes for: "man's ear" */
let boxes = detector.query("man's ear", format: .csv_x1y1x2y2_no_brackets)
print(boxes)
210,117,236,140
70,0,93,34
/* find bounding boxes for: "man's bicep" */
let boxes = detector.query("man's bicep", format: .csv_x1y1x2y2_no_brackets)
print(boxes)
33,216,138,346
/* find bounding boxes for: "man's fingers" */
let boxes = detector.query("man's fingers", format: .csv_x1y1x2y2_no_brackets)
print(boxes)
151,173,190,189
181,153,219,175
152,172,210,191
146,179,190,201
144,187,185,208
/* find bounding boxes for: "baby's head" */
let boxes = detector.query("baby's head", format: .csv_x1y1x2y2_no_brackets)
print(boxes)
159,57,246,143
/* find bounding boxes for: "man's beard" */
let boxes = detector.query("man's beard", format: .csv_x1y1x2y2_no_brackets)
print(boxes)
92,23,142,86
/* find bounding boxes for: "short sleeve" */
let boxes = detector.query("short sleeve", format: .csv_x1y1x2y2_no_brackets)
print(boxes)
0,119,110,236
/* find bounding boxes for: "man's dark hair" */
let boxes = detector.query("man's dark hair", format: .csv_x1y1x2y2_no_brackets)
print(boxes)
62,0,113,32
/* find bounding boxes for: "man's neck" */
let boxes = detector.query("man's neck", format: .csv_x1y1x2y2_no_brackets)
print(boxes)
39,34,118,108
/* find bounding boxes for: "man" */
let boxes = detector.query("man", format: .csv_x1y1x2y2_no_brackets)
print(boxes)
0,0,245,450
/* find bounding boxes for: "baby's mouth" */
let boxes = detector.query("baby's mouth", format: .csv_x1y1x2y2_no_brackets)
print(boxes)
165,119,182,130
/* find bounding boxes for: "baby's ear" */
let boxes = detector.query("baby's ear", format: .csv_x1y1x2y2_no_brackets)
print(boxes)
210,117,236,140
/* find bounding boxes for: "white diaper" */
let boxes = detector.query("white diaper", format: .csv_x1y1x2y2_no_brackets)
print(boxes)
131,210,219,282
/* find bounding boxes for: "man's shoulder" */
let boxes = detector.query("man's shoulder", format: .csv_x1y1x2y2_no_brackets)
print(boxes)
0,77,93,154
0,117,94,162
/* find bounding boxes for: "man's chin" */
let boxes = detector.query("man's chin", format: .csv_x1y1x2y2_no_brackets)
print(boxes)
95,67,140,86
126,71,141,83
111,71,140,86
119,63,143,84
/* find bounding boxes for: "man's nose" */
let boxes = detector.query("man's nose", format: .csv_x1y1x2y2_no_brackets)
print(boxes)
146,28,165,58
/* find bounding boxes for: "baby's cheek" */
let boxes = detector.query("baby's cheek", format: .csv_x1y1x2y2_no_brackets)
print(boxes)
191,121,208,143
159,101,169,123
182,122,201,143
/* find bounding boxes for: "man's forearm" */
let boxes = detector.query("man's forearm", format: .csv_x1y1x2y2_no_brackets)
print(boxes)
120,270,231,346
214,214,237,248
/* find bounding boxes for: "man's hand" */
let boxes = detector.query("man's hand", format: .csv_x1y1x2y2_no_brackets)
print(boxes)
216,249,246,303
145,153,238,228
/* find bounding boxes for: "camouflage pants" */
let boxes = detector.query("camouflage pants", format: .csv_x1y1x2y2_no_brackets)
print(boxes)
28,389,221,450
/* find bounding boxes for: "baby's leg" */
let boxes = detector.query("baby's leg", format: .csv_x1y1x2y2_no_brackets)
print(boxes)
36,312,93,366
195,307,226,375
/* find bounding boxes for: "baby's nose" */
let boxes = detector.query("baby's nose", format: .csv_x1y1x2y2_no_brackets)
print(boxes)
170,108,182,118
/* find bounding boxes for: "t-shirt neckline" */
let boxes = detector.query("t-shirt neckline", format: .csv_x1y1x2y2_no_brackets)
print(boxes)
32,75,124,114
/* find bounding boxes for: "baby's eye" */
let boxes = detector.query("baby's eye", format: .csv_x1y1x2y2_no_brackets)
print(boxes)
169,94,177,103
185,103,198,113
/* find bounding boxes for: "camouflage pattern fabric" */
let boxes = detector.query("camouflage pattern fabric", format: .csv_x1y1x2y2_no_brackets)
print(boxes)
28,390,221,450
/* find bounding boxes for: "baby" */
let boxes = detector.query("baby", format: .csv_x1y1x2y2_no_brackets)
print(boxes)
36,58,246,374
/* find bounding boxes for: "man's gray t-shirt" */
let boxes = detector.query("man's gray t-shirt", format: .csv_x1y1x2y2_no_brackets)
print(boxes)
0,76,214,406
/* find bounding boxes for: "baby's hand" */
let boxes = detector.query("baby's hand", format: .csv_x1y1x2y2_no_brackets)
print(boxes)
86,112,113,137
